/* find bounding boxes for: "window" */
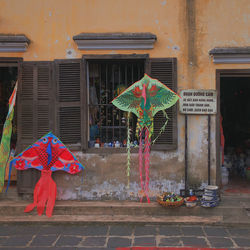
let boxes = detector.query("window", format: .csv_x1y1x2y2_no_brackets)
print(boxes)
18,56,177,153
87,60,144,148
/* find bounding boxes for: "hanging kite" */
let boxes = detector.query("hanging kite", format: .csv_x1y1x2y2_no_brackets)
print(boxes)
112,74,179,203
0,81,18,192
10,132,84,217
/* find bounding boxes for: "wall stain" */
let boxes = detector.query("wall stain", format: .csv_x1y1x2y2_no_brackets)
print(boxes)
186,0,197,88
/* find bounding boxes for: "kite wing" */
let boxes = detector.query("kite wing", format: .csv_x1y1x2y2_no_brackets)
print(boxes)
112,81,143,117
146,78,180,116
112,74,180,117
11,132,84,174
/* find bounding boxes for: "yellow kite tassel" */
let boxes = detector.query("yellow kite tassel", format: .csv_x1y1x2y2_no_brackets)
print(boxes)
126,112,131,188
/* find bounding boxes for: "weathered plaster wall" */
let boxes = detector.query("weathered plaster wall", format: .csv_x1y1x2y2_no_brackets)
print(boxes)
188,0,250,187
54,151,185,200
1,0,250,199
0,0,184,60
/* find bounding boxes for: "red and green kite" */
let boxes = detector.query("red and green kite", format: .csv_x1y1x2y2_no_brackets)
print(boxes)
112,74,179,203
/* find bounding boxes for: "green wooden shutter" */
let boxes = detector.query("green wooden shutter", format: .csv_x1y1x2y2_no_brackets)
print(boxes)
17,61,53,194
55,59,85,150
146,58,178,150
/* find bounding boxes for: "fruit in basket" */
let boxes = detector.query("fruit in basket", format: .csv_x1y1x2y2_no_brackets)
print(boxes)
157,192,184,208
186,195,197,202
160,192,182,202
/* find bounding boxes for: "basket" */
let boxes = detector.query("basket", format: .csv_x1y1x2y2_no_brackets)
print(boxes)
184,198,197,208
157,195,184,208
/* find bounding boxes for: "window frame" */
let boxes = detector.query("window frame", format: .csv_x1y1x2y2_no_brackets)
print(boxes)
82,55,178,153
82,54,149,154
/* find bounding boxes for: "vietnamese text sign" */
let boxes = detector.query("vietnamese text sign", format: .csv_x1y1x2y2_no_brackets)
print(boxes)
179,89,217,114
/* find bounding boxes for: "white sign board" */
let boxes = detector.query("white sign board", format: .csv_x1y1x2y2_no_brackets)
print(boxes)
179,89,217,114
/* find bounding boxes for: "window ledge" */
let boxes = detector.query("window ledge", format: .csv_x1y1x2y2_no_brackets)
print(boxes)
73,32,157,50
209,47,250,64
86,147,138,154
85,145,177,154
0,34,30,52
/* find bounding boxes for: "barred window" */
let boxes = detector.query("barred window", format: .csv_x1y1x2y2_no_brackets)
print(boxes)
88,60,144,148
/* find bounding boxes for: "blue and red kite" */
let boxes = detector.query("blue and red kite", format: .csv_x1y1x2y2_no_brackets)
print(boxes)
10,132,84,217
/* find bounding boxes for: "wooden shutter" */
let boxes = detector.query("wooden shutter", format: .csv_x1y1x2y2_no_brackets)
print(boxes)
146,58,178,150
17,61,53,193
55,59,85,150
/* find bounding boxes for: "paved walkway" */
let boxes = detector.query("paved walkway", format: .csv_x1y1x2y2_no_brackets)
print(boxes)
0,224,250,249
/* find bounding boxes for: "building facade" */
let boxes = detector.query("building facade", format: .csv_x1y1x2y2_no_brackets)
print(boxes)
0,0,250,200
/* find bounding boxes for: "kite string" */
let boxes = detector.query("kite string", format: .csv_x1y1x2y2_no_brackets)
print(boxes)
151,110,169,145
126,112,131,188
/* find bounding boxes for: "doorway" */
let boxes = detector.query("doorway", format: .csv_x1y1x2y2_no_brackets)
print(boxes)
220,75,250,193
0,66,18,182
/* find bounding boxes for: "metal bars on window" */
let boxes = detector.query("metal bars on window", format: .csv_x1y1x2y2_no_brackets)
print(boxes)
88,60,144,147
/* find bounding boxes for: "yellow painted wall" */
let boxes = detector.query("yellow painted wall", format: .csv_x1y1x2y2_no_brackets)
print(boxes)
1,0,250,197
0,0,183,59
1,0,249,87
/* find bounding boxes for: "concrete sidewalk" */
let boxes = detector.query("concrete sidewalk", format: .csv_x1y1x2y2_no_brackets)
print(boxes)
0,189,250,226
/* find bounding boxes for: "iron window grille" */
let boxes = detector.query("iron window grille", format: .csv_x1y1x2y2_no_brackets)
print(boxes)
87,60,144,148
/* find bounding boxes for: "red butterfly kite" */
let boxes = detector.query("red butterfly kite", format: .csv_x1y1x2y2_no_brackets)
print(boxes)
10,132,84,217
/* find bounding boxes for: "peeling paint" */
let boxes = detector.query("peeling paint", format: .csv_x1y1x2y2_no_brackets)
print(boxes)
151,151,179,161
56,178,186,201
54,149,186,200
161,0,167,6
168,38,173,44
189,116,207,154
65,48,76,58
243,14,250,23
172,45,180,51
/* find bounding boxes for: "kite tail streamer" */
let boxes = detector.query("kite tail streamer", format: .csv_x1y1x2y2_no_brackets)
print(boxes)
46,176,57,217
139,129,144,202
126,112,131,188
24,170,57,217
144,128,151,203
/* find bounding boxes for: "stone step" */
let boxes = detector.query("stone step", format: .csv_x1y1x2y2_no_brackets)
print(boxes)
1,195,250,225
0,214,223,225
0,200,248,218
0,185,20,201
